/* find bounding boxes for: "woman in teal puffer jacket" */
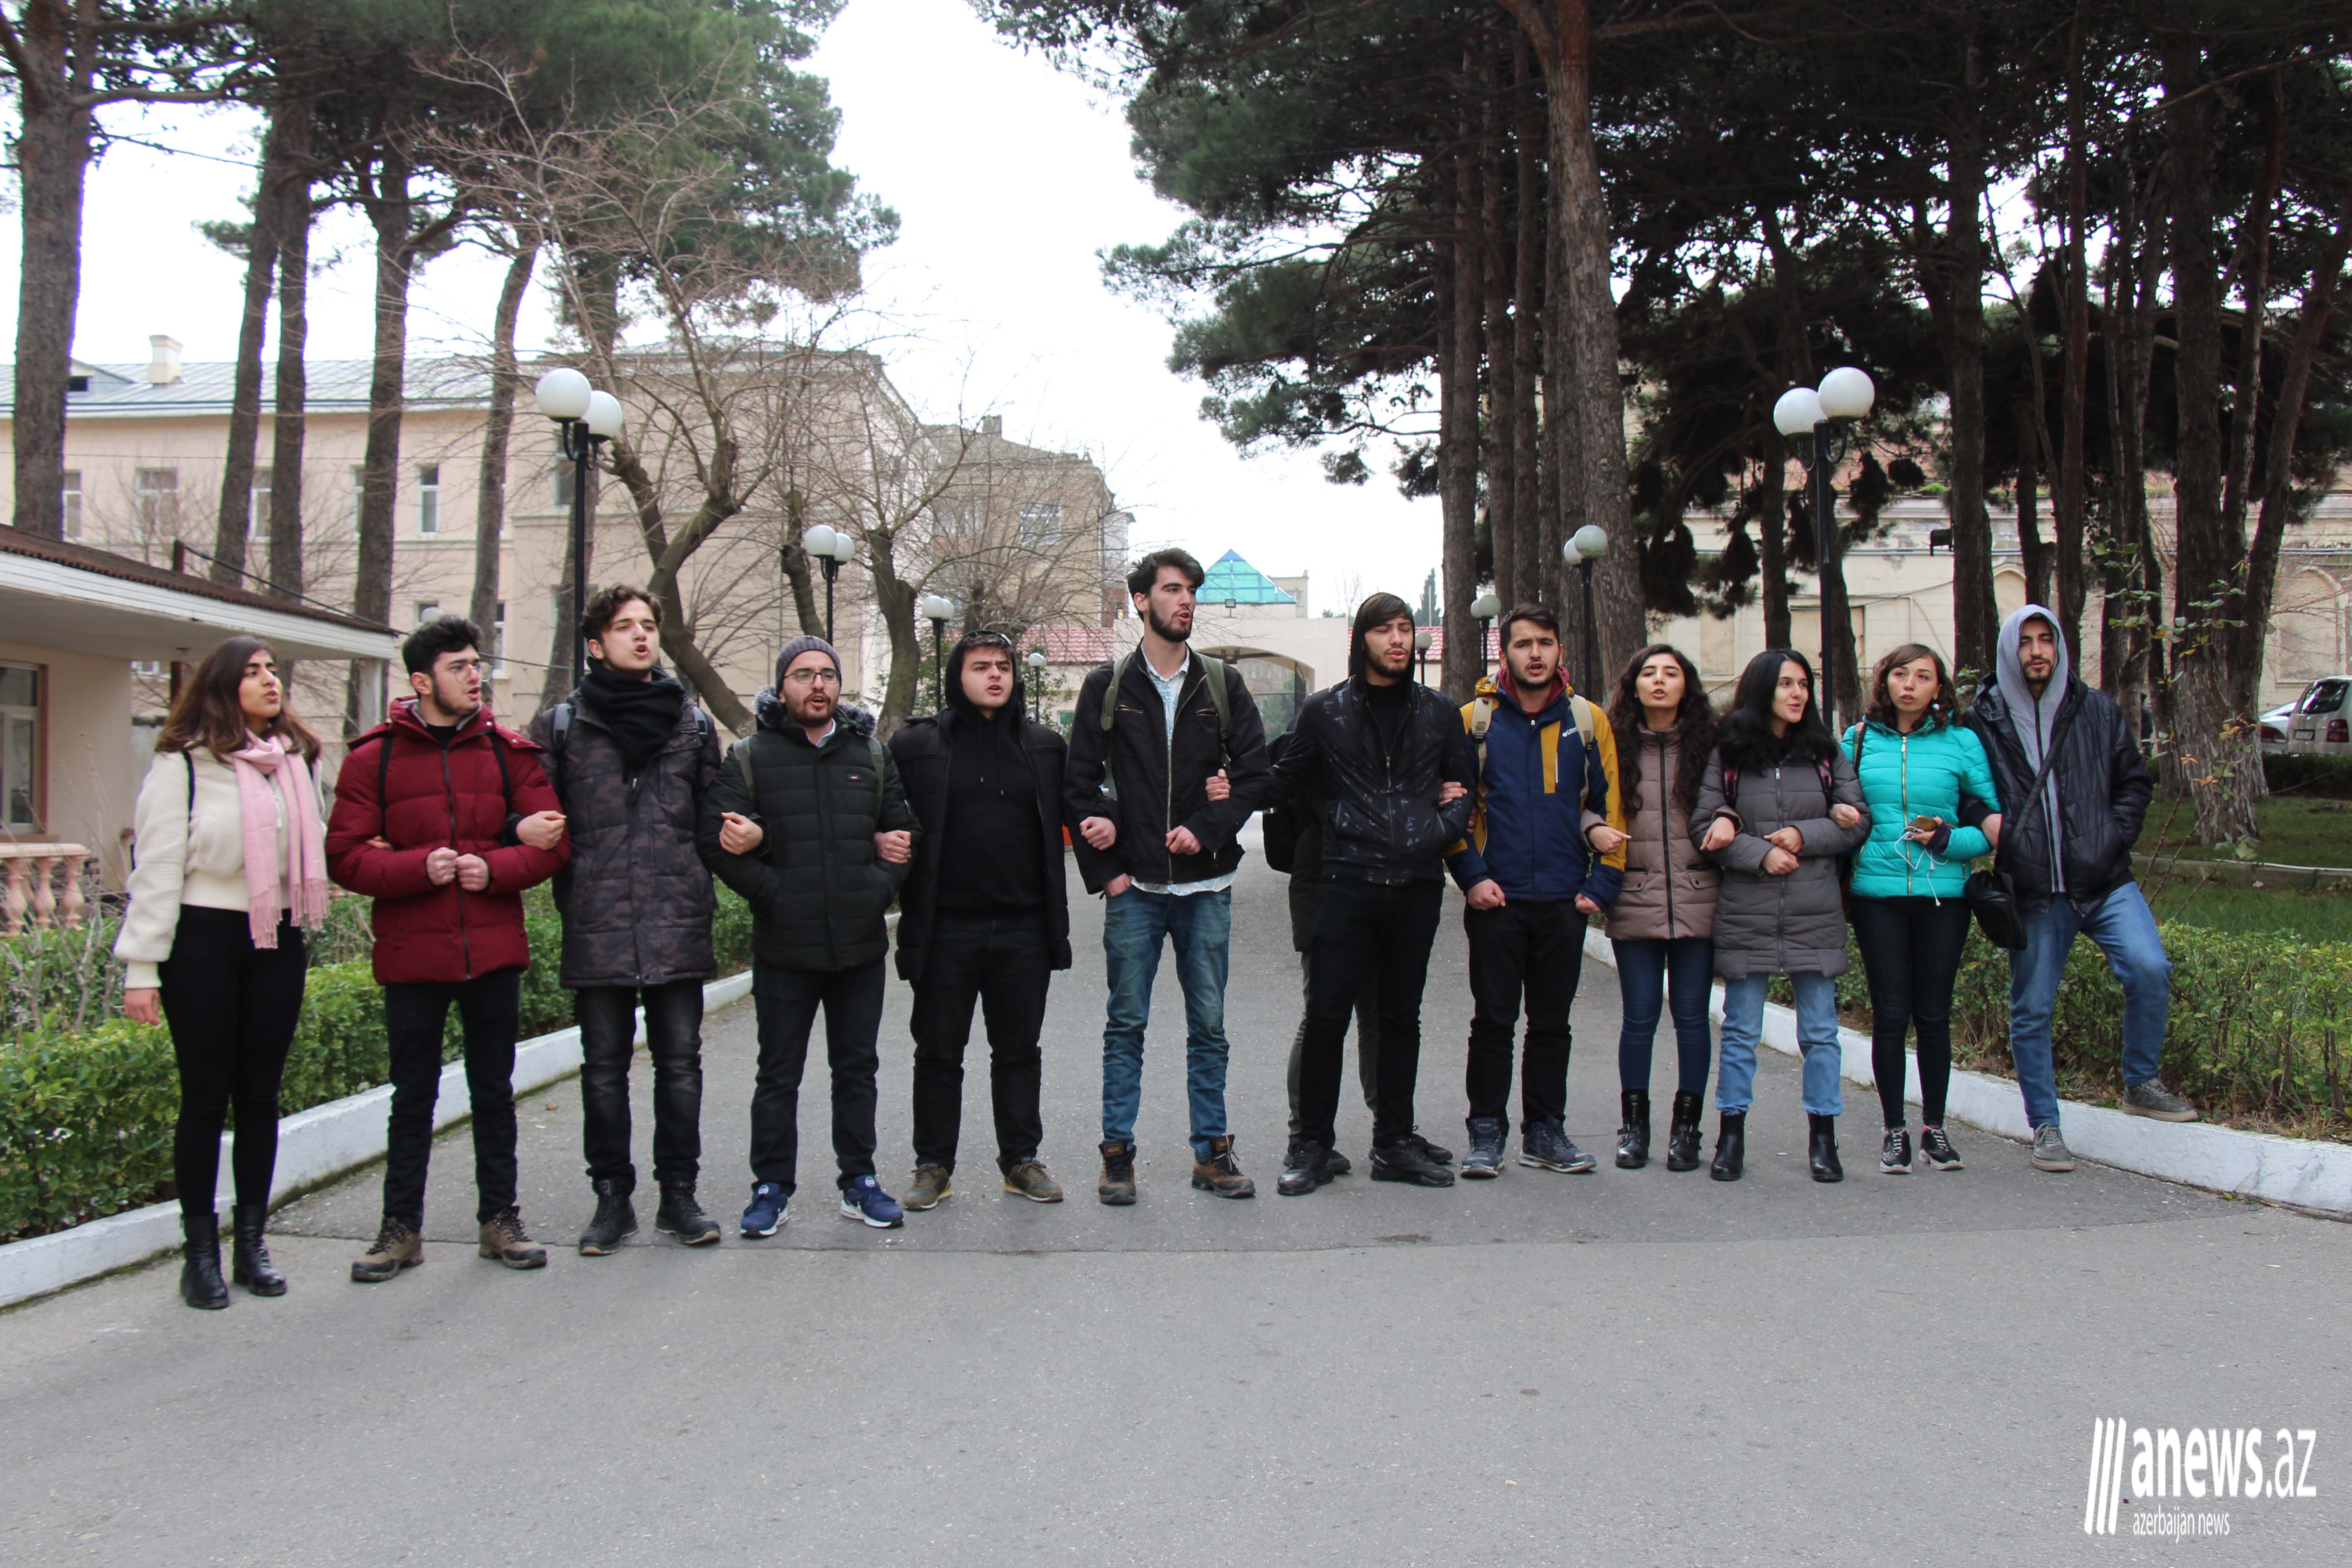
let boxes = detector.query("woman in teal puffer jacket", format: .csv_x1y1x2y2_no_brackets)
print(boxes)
1841,644,2002,1178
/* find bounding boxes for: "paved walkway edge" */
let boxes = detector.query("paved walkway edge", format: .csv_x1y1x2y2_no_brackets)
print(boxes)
0,971,756,1309
1581,928,2352,1216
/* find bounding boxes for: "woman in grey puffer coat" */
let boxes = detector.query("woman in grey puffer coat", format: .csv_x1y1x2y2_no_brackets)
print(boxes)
1691,650,1869,1185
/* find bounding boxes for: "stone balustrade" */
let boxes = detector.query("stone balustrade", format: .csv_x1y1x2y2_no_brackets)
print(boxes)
0,843,93,935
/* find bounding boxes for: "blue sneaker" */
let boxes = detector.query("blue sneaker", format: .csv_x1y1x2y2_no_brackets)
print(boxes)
740,1182,788,1238
838,1174,903,1229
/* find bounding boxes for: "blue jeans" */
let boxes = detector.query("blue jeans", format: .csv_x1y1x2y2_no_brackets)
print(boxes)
1101,887,1233,1159
1613,937,1715,1098
1717,972,1843,1117
2007,880,2172,1130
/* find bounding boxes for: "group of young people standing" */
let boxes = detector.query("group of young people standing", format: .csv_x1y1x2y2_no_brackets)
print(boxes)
118,549,2194,1310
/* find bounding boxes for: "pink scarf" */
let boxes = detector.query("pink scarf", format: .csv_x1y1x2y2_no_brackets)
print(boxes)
227,734,332,947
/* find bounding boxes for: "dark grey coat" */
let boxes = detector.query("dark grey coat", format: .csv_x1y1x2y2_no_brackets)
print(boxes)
1691,745,1870,979
529,693,722,989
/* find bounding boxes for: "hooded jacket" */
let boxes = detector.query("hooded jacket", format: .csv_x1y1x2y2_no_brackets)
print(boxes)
1269,608,1479,886
1063,646,1270,893
888,645,1074,985
1964,603,2151,914
529,673,722,989
696,690,918,972
1445,671,1626,905
326,698,570,985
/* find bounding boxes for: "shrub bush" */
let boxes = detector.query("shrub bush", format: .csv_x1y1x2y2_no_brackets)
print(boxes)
0,882,759,1241
2264,752,2352,800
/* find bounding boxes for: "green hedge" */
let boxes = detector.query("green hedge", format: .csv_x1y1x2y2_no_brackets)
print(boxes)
0,884,759,1241
1770,919,2351,1140
2264,752,2352,800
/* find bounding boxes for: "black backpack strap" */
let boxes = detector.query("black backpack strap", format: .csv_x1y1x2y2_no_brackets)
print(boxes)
486,726,515,811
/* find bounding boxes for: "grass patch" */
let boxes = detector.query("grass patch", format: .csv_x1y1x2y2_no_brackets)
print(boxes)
2139,797,2352,868
2142,878,2352,942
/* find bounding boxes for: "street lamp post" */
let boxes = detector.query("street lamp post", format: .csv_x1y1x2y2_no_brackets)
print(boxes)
1471,588,1501,681
919,593,957,710
1025,648,1048,725
534,368,624,693
800,524,857,642
1564,525,1608,696
1413,625,1432,686
1773,366,1877,736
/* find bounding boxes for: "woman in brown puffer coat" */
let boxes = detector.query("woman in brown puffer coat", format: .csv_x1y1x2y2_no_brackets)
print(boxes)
1600,645,1720,1173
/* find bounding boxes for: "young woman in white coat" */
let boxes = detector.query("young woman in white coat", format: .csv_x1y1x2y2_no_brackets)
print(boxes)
115,638,332,1308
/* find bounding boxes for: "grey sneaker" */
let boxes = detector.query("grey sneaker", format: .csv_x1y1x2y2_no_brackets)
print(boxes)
1520,1119,1597,1173
903,1164,952,1210
2122,1080,2200,1122
1460,1116,1507,1179
2030,1123,2076,1172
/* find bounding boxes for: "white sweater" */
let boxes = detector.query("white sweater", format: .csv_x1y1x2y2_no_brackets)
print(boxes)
113,749,299,990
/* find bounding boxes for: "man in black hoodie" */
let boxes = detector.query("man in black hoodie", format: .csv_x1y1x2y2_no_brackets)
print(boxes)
1270,594,1479,1195
888,631,1077,1209
525,584,725,1253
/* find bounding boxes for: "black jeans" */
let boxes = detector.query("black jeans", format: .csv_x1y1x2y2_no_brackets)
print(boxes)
158,908,307,1219
1464,899,1587,1130
1286,952,1379,1137
1850,894,1974,1127
577,978,706,1191
911,910,1051,1172
1297,877,1444,1149
750,958,885,1194
382,969,524,1228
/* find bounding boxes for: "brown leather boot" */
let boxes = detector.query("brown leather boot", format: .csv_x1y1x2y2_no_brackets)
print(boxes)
1190,1135,1256,1199
350,1216,423,1284
1097,1141,1137,1206
477,1207,548,1270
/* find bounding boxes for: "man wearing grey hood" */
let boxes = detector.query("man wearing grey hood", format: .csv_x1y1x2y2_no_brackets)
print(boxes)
1965,605,2193,1172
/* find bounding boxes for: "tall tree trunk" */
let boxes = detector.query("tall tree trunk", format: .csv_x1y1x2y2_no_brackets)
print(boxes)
1480,52,1518,619
2115,151,2166,732
9,63,94,539
346,153,417,738
471,235,538,640
867,529,923,730
1759,430,1793,650
2160,36,2251,844
1511,40,1545,614
2220,74,2284,541
2051,9,2091,666
779,490,824,636
212,123,286,587
1440,119,1484,701
2014,395,2052,609
267,128,313,607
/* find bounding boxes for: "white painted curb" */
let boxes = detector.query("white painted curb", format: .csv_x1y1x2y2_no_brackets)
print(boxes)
1581,927,2352,1217
0,970,757,1309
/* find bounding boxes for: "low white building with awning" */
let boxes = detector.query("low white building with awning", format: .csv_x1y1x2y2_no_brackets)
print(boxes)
0,525,396,895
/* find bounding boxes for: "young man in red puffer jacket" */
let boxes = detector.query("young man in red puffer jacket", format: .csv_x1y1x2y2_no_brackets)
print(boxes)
327,615,570,1282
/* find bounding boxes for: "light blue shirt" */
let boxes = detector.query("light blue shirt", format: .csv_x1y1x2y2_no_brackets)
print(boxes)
1130,652,1235,897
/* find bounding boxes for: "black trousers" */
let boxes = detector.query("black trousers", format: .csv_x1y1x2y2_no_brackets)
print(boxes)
750,958,885,1194
577,978,706,1191
910,909,1051,1172
382,969,524,1228
1464,898,1587,1131
1286,953,1379,1137
158,908,307,1219
1849,894,1974,1127
1297,877,1444,1149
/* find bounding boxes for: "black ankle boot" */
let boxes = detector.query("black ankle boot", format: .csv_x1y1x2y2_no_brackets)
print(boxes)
655,1181,722,1246
1665,1090,1705,1171
180,1212,228,1310
1808,1112,1844,1183
1615,1091,1651,1169
1709,1112,1746,1182
230,1204,286,1296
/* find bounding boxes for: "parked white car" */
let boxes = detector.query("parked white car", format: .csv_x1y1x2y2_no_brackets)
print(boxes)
2259,699,2299,748
2283,677,2352,754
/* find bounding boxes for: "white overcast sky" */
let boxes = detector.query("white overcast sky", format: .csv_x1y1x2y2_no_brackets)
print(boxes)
6,0,1440,611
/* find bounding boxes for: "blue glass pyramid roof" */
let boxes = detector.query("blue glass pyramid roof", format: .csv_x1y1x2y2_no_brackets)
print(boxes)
1198,549,1296,605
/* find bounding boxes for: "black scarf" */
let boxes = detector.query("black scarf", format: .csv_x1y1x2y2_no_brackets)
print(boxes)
580,664,685,778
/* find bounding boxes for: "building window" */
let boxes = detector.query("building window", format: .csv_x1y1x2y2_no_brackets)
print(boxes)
417,464,441,534
134,468,178,543
1017,501,1063,552
416,601,441,626
493,601,507,678
249,467,271,543
61,471,81,539
552,442,577,507
0,664,41,832
350,466,366,526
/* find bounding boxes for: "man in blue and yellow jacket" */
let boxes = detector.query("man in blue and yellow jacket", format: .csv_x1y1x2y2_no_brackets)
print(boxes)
1445,605,1627,1178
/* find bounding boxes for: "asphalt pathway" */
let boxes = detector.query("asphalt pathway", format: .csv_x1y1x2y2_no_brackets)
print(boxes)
3,852,2346,1566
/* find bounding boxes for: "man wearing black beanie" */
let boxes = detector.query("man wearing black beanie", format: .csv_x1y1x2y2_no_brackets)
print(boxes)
1269,593,1479,1195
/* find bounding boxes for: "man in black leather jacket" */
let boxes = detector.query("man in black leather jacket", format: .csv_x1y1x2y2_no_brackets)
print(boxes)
1966,604,2194,1174
1269,593,1478,1195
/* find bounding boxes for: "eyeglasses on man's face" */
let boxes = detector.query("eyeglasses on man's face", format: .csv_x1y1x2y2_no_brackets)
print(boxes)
783,666,842,688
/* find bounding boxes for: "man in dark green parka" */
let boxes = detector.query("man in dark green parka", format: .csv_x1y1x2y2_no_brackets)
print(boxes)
698,635,920,1236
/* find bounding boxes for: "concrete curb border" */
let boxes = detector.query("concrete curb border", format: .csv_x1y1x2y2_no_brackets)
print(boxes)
0,971,756,1310
1581,928,2351,1217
